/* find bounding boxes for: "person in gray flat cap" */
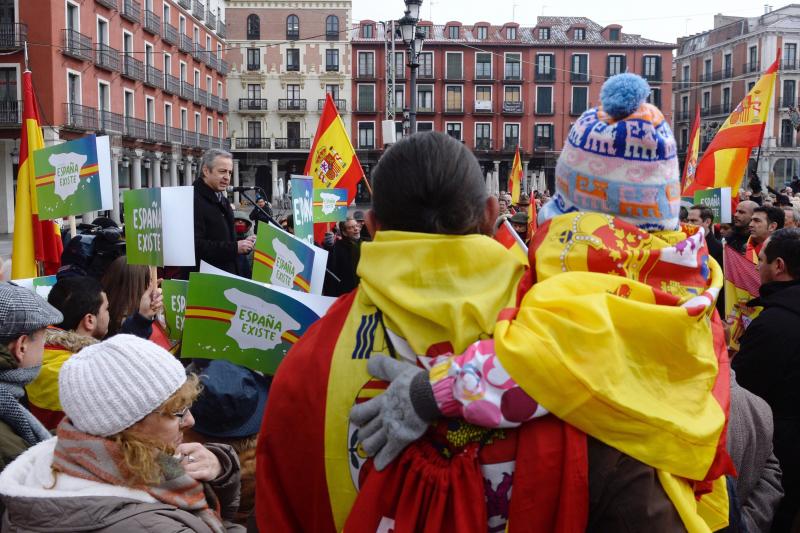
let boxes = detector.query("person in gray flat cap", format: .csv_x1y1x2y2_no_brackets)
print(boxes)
0,282,63,474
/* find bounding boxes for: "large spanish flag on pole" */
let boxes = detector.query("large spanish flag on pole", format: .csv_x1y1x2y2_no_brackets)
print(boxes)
681,103,702,195
305,93,364,203
508,146,522,204
684,51,780,196
11,70,62,278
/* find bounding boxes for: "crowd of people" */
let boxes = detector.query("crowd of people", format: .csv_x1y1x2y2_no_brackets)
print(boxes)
0,72,799,532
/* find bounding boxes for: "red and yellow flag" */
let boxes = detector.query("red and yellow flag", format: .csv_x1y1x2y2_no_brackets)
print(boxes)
508,146,522,204
684,52,780,196
723,243,762,351
528,197,538,237
494,218,528,263
681,103,702,195
11,70,62,278
305,93,364,203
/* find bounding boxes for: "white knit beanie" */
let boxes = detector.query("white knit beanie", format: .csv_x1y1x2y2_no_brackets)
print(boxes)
59,334,187,437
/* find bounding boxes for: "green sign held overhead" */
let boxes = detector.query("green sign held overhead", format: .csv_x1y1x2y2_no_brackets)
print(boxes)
123,186,195,266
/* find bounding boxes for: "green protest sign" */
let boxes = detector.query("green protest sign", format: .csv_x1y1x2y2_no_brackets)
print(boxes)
11,275,58,299
162,279,189,341
33,135,112,220
182,272,324,374
291,175,314,245
252,223,328,294
693,187,732,224
312,188,348,222
123,186,195,266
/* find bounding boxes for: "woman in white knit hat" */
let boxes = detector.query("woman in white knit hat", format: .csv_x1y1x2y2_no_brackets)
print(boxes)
0,334,244,532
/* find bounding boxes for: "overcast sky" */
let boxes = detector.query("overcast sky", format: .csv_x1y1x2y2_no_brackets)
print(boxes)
351,0,771,45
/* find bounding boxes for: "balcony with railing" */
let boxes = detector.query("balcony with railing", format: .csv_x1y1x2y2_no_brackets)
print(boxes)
503,69,522,82
62,29,93,61
63,103,97,130
208,94,220,111
0,100,21,125
147,122,166,143
535,104,554,116
642,70,662,82
124,116,148,139
163,22,178,45
181,81,194,101
195,88,208,106
122,55,144,81
723,66,734,79
179,33,193,53
782,59,800,71
674,109,691,121
475,139,492,151
502,101,523,114
676,79,691,91
0,23,27,50
534,137,554,150
205,10,216,29
164,73,180,95
570,70,590,83
742,61,760,75
192,44,205,62
317,99,346,111
95,43,121,72
145,65,163,89
220,99,229,112
355,69,375,81
503,139,520,152
95,0,118,9
474,100,492,113
274,138,310,149
144,10,161,35
278,99,307,111
217,20,226,38
168,126,184,143
193,0,205,20
208,54,218,70
121,0,141,23
235,137,271,149
700,103,732,117
218,59,230,75
177,0,190,9
534,69,556,82
240,99,268,111
97,109,124,134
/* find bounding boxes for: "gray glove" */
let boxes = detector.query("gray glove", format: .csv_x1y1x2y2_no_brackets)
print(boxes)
349,355,441,471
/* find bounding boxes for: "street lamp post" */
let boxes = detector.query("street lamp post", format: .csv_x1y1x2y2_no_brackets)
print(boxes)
398,0,424,134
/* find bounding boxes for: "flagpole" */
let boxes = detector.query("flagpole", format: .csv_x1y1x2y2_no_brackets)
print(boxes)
23,40,28,71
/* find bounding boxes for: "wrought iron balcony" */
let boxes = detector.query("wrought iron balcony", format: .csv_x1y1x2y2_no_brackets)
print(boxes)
195,88,208,106
168,126,184,144
122,55,144,81
700,104,732,117
164,74,180,95
95,43,121,72
220,99,229,112
642,70,662,82
675,110,691,121
205,10,216,29
217,20,226,38
193,44,205,62
62,29,93,61
63,103,97,130
208,54,218,70
163,23,178,45
235,137,271,149
240,98,268,111
502,101,523,114
145,65,163,89
535,105,554,116
124,116,148,139
355,70,375,80
534,138,554,150
317,99,346,111
278,99,307,111
147,122,166,143
177,0,191,9
121,0,141,24
179,33,193,54
742,61,760,74
0,100,21,125
0,23,26,50
95,0,118,9
192,0,205,20
97,109,124,134
444,104,464,114
503,139,520,151
274,138,310,149
144,10,161,35
208,94,220,111
782,59,799,71
181,81,194,101
475,139,492,151
503,71,522,81
218,60,230,75
534,70,556,82
570,70,590,83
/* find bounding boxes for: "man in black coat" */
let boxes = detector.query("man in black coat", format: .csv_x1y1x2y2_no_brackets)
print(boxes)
732,227,800,532
322,217,361,297
688,204,725,315
190,149,255,276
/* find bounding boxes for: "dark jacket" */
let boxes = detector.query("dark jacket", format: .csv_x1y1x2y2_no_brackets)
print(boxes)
190,178,242,276
726,226,750,255
732,279,800,532
707,232,726,315
323,238,361,297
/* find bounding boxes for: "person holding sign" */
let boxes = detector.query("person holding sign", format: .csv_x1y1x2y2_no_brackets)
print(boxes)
190,149,255,277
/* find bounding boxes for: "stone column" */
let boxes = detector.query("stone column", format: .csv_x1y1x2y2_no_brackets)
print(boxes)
151,152,163,189
232,158,240,205
169,152,179,187
184,155,194,185
493,160,501,196
110,148,122,224
522,161,529,195
131,149,143,190
271,159,280,205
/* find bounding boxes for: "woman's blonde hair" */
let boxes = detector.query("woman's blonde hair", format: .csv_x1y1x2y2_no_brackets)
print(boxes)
112,375,201,485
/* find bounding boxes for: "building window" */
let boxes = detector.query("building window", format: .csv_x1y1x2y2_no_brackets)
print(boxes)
506,26,517,40
446,122,462,140
505,53,521,80
448,25,459,39
681,95,689,115
476,52,492,79
446,86,463,112
247,83,261,100
702,91,710,111
647,88,661,108
724,53,733,77
476,26,487,40
286,49,300,71
247,48,260,71
359,122,375,148
679,128,688,150
286,15,299,40
703,58,712,79
246,14,259,39
287,84,300,101
417,122,433,132
394,52,405,78
476,85,492,108
504,85,521,102
418,52,433,78
417,25,430,38
786,43,797,68
722,86,731,111
67,71,81,108
476,123,491,149
248,121,261,145
358,52,374,78
643,56,661,80
326,15,339,40
357,84,375,112
536,86,553,114
538,27,550,40
164,103,172,127
607,55,626,76
682,64,690,82
781,119,794,147
326,49,339,71
572,86,588,115
609,28,620,41
535,124,553,149
326,84,340,100
536,53,555,81
571,54,588,81
504,123,519,150
748,45,758,70
417,84,433,112
362,24,373,38
574,28,585,40
446,52,462,79
393,86,404,111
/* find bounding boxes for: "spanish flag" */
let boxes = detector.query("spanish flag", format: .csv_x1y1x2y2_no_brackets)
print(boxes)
494,218,528,263
508,146,522,204
681,103,702,195
305,93,364,203
684,52,780,196
11,70,62,278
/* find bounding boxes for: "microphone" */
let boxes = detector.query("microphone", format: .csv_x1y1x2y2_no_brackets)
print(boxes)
227,186,260,192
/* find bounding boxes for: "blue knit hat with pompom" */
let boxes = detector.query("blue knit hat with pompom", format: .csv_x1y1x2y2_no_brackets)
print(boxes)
539,73,680,231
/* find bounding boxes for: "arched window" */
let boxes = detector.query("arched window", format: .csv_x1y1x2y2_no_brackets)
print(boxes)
246,14,260,40
286,15,299,40
326,15,339,40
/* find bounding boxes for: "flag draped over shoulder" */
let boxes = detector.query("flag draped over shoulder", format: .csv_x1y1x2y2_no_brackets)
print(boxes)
684,53,780,195
681,103,702,195
508,146,522,204
11,70,62,278
723,243,761,351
